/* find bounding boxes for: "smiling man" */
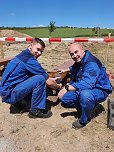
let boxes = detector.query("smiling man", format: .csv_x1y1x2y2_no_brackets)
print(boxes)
0,38,61,118
58,43,112,129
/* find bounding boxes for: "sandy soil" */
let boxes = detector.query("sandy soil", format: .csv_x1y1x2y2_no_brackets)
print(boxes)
0,97,114,152
0,31,114,152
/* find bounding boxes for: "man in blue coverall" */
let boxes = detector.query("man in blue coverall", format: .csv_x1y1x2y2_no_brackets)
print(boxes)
0,38,61,118
58,43,112,129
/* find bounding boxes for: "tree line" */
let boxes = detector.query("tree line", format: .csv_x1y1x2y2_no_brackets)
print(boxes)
1,21,114,37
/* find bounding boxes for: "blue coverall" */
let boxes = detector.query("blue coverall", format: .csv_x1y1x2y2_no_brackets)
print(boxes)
61,50,112,123
0,49,49,110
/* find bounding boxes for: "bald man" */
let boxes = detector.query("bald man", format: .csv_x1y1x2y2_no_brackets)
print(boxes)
58,43,112,129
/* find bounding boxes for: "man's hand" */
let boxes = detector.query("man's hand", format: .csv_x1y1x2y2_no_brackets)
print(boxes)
57,68,70,74
58,84,76,99
58,87,67,99
46,77,62,90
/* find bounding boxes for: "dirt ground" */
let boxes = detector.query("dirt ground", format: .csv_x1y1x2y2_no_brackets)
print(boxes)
0,31,114,152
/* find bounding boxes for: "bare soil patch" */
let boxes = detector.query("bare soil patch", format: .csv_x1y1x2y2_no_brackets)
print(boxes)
0,30,114,152
0,30,30,37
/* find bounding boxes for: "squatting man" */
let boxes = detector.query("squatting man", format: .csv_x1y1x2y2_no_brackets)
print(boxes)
0,39,112,130
58,43,112,129
0,38,62,118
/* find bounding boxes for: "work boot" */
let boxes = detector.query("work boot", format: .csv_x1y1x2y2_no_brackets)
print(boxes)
72,119,87,130
10,102,27,114
28,108,52,118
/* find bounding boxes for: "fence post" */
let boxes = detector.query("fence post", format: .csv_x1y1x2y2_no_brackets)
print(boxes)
0,31,4,58
105,33,111,68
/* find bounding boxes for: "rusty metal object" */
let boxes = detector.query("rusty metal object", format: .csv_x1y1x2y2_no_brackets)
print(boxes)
0,57,12,66
0,57,12,80
47,59,74,85
48,71,70,86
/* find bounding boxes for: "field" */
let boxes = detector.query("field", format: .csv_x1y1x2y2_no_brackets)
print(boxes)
17,27,113,38
0,30,114,152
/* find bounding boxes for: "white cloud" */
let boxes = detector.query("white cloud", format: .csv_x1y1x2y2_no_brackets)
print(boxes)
32,24,46,27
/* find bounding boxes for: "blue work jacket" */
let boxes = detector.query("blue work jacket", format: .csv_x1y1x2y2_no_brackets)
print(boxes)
69,50,112,94
0,48,49,98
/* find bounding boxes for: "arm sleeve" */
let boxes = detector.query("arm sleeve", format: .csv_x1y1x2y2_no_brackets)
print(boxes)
69,65,73,71
25,58,49,79
70,62,101,90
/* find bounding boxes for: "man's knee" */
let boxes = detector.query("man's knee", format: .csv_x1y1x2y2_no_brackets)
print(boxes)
60,92,76,105
79,90,94,105
79,90,91,99
60,96,68,104
35,75,45,82
34,75,46,85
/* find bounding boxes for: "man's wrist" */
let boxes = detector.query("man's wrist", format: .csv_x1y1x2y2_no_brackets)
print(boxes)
65,84,69,91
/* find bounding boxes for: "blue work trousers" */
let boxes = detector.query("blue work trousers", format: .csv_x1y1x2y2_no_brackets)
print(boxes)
4,75,46,109
60,89,108,123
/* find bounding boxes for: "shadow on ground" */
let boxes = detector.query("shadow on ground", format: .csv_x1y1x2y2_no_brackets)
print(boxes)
60,103,105,120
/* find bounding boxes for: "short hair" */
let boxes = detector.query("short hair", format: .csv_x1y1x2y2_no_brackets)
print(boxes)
32,37,45,49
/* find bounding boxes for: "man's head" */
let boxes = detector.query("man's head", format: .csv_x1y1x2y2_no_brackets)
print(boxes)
28,38,45,59
68,43,85,62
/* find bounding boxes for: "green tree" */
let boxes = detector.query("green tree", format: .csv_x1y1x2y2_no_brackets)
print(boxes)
48,21,56,37
92,27,100,37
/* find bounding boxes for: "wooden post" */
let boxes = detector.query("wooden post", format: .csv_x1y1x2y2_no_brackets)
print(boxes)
0,30,4,58
105,33,111,68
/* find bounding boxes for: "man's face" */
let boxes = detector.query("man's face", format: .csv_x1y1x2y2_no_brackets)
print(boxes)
30,43,44,59
68,43,85,62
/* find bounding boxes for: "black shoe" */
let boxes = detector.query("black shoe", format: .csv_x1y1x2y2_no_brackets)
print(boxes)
10,102,27,114
72,119,87,130
28,109,52,118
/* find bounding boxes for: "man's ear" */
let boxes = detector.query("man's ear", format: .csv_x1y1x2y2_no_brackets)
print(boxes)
82,48,85,53
81,49,84,52
28,44,32,49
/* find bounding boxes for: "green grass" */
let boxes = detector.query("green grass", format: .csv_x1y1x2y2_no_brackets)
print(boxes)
16,27,113,38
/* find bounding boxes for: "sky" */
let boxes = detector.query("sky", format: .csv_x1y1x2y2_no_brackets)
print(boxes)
0,0,114,28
